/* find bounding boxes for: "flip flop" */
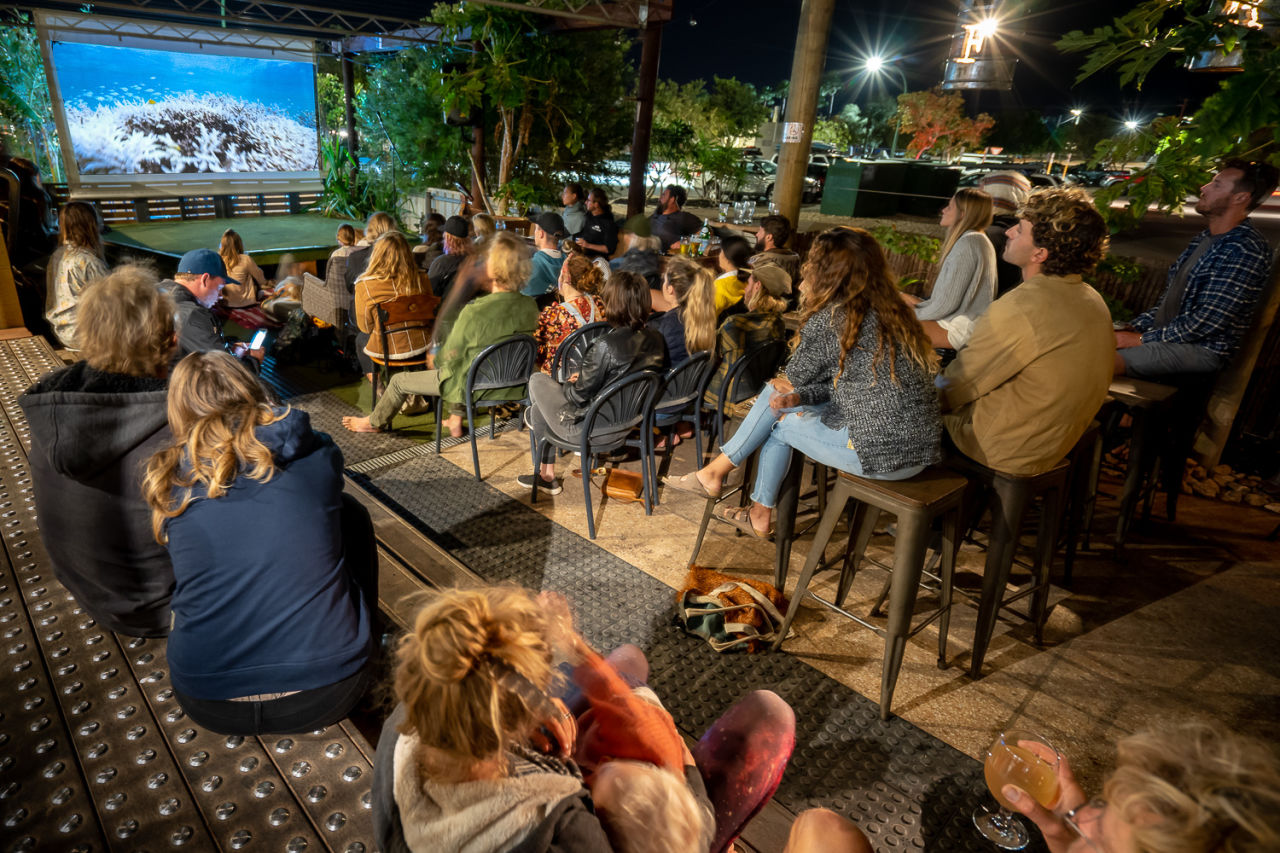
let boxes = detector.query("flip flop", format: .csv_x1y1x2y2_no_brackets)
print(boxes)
662,472,721,499
715,504,773,539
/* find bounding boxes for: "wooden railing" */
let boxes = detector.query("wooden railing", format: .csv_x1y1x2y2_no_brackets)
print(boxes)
47,184,321,225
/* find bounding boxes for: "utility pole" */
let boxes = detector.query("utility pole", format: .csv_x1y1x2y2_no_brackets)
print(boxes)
776,0,836,227
628,13,664,218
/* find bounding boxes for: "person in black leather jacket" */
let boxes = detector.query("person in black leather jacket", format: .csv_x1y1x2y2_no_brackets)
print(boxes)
520,270,665,493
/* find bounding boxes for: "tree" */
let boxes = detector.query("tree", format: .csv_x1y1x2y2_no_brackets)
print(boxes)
651,76,768,201
895,89,993,160
0,18,63,181
1059,0,1279,230
986,108,1052,156
812,103,867,152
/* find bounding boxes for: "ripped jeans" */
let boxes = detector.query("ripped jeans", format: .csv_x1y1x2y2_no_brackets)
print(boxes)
720,383,924,508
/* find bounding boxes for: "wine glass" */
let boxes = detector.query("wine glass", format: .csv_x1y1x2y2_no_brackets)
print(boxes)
973,729,1060,850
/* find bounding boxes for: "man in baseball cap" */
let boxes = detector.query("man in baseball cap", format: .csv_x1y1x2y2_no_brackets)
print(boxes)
162,248,262,366
522,212,567,300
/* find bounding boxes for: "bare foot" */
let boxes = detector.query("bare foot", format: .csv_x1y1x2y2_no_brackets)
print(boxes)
444,414,464,438
342,416,381,433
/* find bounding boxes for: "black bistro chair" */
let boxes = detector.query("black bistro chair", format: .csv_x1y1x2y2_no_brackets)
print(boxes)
550,321,611,383
645,351,715,501
703,339,789,454
435,334,537,480
530,371,661,539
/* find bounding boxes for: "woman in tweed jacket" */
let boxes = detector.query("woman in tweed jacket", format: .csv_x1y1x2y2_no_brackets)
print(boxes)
669,228,942,537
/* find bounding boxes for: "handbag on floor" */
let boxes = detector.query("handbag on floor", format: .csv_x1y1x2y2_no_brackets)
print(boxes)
676,565,789,653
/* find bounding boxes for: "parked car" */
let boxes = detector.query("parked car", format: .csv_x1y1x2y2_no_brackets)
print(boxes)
1100,170,1133,187
731,158,820,202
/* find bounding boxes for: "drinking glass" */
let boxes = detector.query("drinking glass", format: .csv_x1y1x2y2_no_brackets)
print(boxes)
719,202,731,222
768,201,779,215
973,730,1060,850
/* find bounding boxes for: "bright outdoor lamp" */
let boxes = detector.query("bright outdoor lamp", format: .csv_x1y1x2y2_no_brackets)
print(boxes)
941,3,1015,90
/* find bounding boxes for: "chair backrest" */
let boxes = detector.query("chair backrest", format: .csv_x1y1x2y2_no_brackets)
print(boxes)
655,350,714,412
0,169,20,256
374,292,438,361
551,321,611,382
466,334,537,395
306,254,353,327
582,370,662,441
722,339,788,408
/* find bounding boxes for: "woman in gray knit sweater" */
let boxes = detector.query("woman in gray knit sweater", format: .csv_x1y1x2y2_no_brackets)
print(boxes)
669,228,942,537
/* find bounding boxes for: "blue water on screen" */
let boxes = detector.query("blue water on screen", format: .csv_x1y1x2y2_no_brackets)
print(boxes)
51,41,317,125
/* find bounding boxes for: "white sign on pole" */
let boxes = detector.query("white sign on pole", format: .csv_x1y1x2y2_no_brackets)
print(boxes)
782,122,805,143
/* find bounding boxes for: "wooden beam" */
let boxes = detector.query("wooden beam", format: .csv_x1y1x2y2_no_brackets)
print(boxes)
775,0,835,226
627,18,663,218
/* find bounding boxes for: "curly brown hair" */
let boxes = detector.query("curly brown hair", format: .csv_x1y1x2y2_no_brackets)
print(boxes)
1018,188,1109,277
797,228,938,383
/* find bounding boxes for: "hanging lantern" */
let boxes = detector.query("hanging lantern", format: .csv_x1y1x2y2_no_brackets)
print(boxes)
1188,0,1268,72
941,4,1016,90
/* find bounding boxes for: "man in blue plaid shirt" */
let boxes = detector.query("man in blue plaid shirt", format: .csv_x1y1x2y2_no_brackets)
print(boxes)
1115,159,1278,379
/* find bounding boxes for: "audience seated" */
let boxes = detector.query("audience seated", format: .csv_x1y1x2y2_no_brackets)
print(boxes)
649,185,703,253
332,222,358,259
218,228,267,309
371,586,796,853
901,188,997,325
1115,159,1279,380
345,211,397,292
414,212,445,271
535,252,607,373
343,231,537,437
648,256,717,368
704,264,791,405
575,189,620,259
562,182,588,237
520,270,664,494
669,228,942,538
977,171,1032,296
938,188,1113,476
749,214,802,289
353,231,434,383
162,248,264,368
45,200,107,350
472,213,497,245
523,212,568,302
1006,722,1279,853
21,265,176,638
610,215,664,291
428,215,473,298
712,235,754,319
141,351,377,735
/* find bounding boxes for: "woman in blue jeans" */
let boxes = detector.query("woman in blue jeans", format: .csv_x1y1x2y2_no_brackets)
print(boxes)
668,228,943,537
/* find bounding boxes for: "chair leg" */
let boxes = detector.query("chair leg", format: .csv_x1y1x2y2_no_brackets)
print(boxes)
583,452,597,540
434,396,444,454
770,482,849,652
880,510,931,720
772,451,804,590
969,480,1029,678
837,504,880,609
529,437,542,505
937,506,959,669
1031,484,1064,647
688,494,718,569
468,400,482,481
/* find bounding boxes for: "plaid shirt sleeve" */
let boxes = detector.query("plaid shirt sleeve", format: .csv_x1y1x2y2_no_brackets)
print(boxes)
1140,223,1274,356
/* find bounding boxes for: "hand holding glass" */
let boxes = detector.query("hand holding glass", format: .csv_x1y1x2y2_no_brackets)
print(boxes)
974,730,1060,849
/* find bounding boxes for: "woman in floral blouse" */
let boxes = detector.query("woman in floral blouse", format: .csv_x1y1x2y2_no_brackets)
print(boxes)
535,252,607,373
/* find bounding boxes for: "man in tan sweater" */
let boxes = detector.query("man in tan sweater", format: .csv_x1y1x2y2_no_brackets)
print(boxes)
938,188,1114,475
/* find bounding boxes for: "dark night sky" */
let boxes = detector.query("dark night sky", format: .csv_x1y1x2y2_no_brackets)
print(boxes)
653,0,1222,123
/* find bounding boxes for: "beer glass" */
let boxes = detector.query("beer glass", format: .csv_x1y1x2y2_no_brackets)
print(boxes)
973,729,1060,849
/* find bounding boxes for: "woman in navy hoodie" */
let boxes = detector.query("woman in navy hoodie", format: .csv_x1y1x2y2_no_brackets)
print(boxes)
143,350,377,735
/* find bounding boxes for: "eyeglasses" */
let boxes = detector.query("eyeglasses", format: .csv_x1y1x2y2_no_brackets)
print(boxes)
1063,797,1108,853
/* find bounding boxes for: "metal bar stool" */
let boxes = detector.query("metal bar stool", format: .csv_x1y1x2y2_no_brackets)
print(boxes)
1062,420,1103,585
949,456,1071,678
1105,378,1177,546
770,467,968,720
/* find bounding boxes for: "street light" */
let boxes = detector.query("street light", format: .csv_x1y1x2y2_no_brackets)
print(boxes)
1123,119,1140,131
864,55,909,157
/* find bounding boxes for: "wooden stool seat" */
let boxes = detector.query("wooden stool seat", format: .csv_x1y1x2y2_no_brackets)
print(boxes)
771,465,969,720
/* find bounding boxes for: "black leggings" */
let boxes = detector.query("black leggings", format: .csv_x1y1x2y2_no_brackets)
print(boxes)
174,494,380,736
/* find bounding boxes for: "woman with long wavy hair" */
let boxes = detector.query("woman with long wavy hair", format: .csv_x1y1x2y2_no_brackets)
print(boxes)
142,351,377,734
46,200,107,350
354,231,435,383
535,251,607,373
903,187,997,324
217,228,268,308
667,228,943,538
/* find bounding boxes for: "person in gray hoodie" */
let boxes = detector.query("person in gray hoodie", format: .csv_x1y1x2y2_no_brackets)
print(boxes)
19,264,177,637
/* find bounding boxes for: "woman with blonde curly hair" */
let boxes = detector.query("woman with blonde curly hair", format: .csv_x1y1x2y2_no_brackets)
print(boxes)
371,586,796,853
45,200,107,349
1005,721,1280,853
143,351,377,734
668,227,942,537
535,252,607,373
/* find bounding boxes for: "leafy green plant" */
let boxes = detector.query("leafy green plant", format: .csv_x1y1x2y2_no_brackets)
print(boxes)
0,17,63,181
868,223,941,264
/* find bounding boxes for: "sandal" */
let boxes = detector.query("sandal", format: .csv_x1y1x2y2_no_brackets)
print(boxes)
715,504,773,539
662,472,721,499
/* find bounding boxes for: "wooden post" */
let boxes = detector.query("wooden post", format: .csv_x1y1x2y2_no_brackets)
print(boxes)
470,115,486,210
1195,259,1280,466
628,17,664,218
341,49,359,185
775,0,835,227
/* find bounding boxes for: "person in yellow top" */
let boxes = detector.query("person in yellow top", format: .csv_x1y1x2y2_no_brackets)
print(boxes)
937,188,1114,476
712,235,753,317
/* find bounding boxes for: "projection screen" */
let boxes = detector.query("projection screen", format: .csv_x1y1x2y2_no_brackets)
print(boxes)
36,12,322,199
